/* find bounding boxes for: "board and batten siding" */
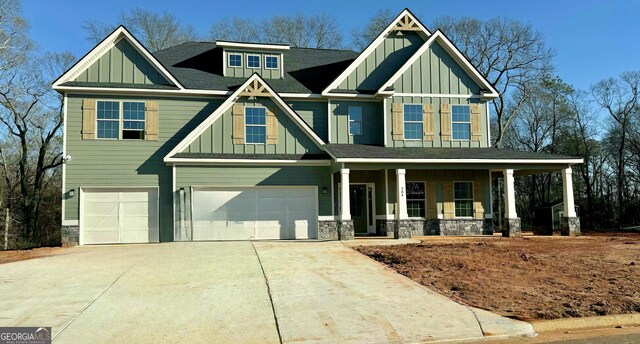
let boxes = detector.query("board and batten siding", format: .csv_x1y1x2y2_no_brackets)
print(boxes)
330,100,383,145
224,50,282,79
64,94,224,242
337,31,423,91
183,97,322,155
175,165,332,226
288,101,328,142
73,39,171,85
385,96,489,148
392,41,481,95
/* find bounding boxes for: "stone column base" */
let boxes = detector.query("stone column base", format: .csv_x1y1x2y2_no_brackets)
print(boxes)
394,220,412,239
376,220,395,238
502,218,521,238
338,220,354,240
318,221,340,240
561,217,581,236
61,225,79,246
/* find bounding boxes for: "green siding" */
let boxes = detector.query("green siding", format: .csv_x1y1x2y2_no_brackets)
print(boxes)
64,94,224,241
330,100,383,145
393,41,481,94
386,96,489,148
184,97,322,154
337,31,423,91
176,165,332,216
224,50,282,79
288,101,328,142
74,39,171,85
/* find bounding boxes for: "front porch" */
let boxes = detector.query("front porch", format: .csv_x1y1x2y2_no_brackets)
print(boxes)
321,144,583,240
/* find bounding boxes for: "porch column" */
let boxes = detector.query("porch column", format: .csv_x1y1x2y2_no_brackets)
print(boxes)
561,167,581,236
339,168,354,240
395,169,411,239
502,169,521,237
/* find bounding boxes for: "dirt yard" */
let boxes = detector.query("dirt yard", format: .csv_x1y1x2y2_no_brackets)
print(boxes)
355,234,640,321
0,246,66,264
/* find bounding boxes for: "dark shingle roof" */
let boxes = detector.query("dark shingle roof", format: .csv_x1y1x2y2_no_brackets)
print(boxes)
324,144,580,161
148,42,358,93
172,152,331,160
60,81,179,90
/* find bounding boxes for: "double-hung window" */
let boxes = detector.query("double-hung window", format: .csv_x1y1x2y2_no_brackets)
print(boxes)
454,182,474,217
247,54,260,68
228,53,242,67
348,106,362,136
451,105,471,140
407,182,426,218
245,107,266,144
265,55,278,69
403,104,422,140
96,100,146,140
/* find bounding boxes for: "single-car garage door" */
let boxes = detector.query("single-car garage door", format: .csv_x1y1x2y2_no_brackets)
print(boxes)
192,187,318,240
82,188,159,244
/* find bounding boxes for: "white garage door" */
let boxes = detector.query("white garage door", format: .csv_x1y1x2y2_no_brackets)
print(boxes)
82,189,159,244
192,187,318,240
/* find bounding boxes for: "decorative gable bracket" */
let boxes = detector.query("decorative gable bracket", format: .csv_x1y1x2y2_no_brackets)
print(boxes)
239,79,271,98
391,13,422,31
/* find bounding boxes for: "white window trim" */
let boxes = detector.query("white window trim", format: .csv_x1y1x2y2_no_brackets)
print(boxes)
403,103,423,141
244,106,267,145
406,181,426,219
246,54,261,69
453,181,474,218
95,100,146,140
348,106,362,136
451,104,471,141
264,55,279,70
228,53,243,68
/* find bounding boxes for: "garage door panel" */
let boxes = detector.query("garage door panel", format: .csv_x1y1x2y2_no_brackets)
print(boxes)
83,230,119,245
84,215,119,230
83,202,119,216
84,192,119,202
192,187,318,240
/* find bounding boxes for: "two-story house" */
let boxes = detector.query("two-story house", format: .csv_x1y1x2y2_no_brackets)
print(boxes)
54,9,582,245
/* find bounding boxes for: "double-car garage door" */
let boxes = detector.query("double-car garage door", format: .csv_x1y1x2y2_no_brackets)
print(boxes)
192,187,318,240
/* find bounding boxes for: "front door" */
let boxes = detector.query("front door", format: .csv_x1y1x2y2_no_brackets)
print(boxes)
350,185,369,234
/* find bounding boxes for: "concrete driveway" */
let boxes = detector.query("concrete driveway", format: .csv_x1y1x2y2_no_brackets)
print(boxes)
0,241,533,343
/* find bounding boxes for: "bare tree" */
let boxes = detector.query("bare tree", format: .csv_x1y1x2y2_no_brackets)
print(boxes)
433,17,555,147
83,8,198,52
0,0,30,74
350,8,396,51
210,14,343,49
591,71,640,228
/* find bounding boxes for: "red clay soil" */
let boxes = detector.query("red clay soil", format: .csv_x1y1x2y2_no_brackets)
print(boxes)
0,247,66,265
355,234,640,321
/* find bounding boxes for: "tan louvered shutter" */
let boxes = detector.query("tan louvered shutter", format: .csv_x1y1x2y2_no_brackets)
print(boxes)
145,101,159,141
232,104,245,144
440,103,451,142
426,181,437,219
82,99,96,140
471,104,482,142
443,181,454,219
266,108,277,145
473,180,485,219
422,103,434,141
391,102,404,141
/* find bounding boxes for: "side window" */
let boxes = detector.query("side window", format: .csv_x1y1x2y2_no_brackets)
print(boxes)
407,182,425,217
265,56,278,69
454,182,473,217
452,105,471,140
122,102,145,140
245,107,266,144
348,106,362,136
403,104,422,140
96,101,120,139
228,53,242,67
247,54,260,68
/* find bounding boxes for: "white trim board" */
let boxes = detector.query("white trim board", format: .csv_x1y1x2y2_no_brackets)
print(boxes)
163,73,326,162
321,8,431,96
334,158,584,164
215,41,290,50
165,158,331,166
377,30,499,98
52,26,184,90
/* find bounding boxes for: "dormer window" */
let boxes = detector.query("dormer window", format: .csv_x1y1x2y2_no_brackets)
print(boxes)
228,53,242,68
265,55,278,69
247,54,260,68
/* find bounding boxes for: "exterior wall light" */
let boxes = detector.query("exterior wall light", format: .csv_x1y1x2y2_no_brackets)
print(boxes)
68,189,75,197
321,187,328,194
